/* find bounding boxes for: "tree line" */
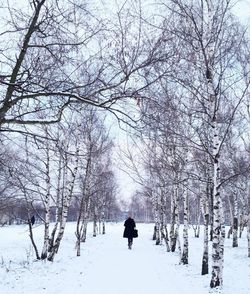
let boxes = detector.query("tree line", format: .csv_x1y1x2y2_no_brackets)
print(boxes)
116,0,250,289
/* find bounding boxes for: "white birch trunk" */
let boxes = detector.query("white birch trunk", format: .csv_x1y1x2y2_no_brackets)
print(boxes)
101,203,106,235
180,179,188,265
169,146,176,251
248,184,250,257
232,190,238,247
201,183,210,275
78,190,92,245
49,152,62,252
80,186,92,243
160,188,170,251
248,211,250,257
93,206,98,237
174,184,181,261
169,185,176,251
48,146,79,261
193,197,201,238
169,187,177,252
153,199,161,245
219,198,225,285
202,213,209,275
81,218,89,242
227,195,233,239
76,204,90,254
239,201,247,238
210,120,223,288
41,140,51,260
151,132,160,245
75,152,92,255
202,1,225,288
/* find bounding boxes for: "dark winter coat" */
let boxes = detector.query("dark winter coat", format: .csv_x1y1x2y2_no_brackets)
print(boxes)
123,217,136,238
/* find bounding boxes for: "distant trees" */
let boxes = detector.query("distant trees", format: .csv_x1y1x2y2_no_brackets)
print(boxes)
0,144,20,225
128,190,154,222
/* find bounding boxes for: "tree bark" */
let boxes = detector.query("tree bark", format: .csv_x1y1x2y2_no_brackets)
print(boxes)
201,176,210,275
232,190,238,247
48,146,79,261
41,139,51,260
180,179,188,265
248,185,250,257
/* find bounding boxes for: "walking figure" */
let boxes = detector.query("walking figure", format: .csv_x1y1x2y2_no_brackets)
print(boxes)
123,216,136,249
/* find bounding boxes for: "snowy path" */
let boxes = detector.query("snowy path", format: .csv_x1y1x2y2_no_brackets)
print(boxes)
81,223,174,294
80,223,209,294
1,223,249,294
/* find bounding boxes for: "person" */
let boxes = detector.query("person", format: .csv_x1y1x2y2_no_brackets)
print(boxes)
28,215,35,226
123,216,136,249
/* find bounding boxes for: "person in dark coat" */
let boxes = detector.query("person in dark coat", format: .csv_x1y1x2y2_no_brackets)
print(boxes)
28,215,35,226
123,216,136,249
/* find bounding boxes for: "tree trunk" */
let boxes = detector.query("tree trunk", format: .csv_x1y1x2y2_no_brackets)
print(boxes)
180,180,188,265
75,155,91,256
153,225,157,240
202,213,209,275
47,212,68,261
41,141,51,260
153,188,160,245
201,161,211,275
160,200,170,250
101,205,106,234
170,186,176,252
210,119,224,287
102,221,106,235
248,187,250,257
175,185,181,260
194,196,201,238
160,188,170,250
76,239,81,257
209,184,214,242
75,208,84,256
48,147,79,261
81,194,92,243
28,214,40,260
248,211,250,257
204,1,225,287
93,207,97,237
155,219,161,245
81,220,88,243
227,193,233,239
219,197,225,284
49,153,62,252
232,190,238,247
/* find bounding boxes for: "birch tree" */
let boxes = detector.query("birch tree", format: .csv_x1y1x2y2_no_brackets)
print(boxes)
156,0,250,287
47,118,81,261
75,108,114,255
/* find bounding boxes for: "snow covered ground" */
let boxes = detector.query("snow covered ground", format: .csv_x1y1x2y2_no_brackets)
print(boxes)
0,222,249,294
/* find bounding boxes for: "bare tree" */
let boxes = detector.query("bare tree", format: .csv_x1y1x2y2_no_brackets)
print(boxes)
0,0,168,134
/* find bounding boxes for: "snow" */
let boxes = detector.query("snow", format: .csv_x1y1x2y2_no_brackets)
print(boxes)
0,223,249,294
